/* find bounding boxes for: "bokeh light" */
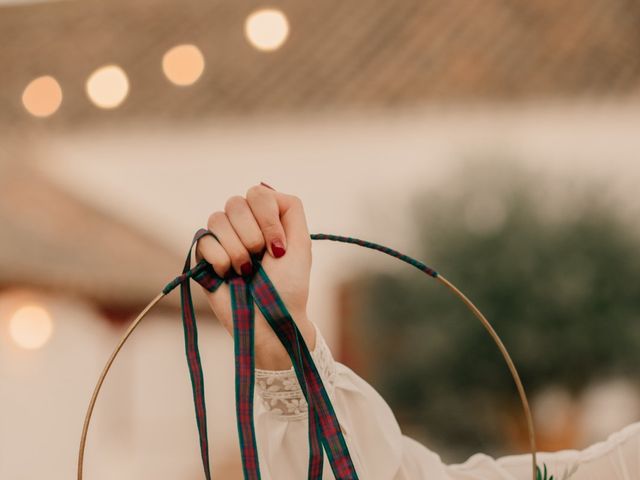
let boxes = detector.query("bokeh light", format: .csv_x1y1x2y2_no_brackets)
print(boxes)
85,64,129,109
162,44,205,86
21,75,63,117
9,304,54,350
244,8,289,52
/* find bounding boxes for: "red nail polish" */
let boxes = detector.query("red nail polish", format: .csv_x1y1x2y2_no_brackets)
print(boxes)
241,262,253,276
271,240,286,258
260,181,276,191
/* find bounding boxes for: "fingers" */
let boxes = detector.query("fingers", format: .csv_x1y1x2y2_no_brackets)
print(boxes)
274,193,311,250
224,196,266,254
207,211,254,276
246,184,288,258
195,233,231,278
197,184,310,277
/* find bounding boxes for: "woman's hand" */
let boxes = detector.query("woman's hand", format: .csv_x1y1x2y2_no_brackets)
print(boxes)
195,182,315,370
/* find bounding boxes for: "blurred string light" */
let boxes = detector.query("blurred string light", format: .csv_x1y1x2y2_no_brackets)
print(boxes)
85,64,129,109
162,44,205,86
244,8,289,52
22,75,63,117
24,10,290,117
9,304,53,350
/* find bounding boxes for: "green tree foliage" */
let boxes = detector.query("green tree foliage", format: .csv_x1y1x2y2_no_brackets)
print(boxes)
354,161,640,460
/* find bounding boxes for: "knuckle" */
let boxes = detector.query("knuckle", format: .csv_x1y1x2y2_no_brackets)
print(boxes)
224,195,245,214
212,256,231,276
261,218,281,234
245,185,263,201
207,211,226,229
230,251,248,266
245,237,265,253
288,194,303,207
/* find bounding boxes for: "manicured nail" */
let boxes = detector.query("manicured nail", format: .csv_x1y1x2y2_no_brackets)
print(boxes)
260,181,276,191
271,240,286,258
241,261,253,276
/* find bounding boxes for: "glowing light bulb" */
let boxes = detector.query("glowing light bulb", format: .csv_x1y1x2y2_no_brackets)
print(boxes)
9,304,53,350
245,9,289,52
86,64,129,109
22,75,63,117
162,44,205,86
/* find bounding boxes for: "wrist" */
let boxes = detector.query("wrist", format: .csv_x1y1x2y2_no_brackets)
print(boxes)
254,313,315,370
255,340,291,370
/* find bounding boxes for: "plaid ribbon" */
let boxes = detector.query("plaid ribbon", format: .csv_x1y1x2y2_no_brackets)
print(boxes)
162,228,361,480
249,265,357,479
161,228,218,480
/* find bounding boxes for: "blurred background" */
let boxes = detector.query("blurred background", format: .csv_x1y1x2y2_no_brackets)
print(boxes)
1,0,640,478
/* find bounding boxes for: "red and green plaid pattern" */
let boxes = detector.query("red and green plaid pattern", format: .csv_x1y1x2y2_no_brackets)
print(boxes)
172,228,217,480
161,229,440,479
165,228,361,479
228,275,261,480
250,265,358,479
249,265,327,479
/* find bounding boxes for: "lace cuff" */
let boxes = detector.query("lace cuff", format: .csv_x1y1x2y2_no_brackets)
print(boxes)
254,321,337,420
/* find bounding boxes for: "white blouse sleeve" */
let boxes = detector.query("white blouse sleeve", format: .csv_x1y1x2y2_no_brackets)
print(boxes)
253,321,640,480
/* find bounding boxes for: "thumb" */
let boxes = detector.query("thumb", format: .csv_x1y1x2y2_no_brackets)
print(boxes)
273,192,311,250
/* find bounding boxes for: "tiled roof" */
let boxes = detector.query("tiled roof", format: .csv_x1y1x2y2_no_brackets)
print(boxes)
0,147,211,313
2,0,640,127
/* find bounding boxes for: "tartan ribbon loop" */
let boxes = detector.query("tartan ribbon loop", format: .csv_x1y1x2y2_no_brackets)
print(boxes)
162,228,358,480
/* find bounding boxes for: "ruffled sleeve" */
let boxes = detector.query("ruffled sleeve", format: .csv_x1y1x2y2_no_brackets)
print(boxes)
253,321,640,480
253,320,448,479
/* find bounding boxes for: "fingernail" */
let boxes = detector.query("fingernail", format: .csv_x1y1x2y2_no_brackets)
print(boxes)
271,240,286,258
241,261,253,276
260,181,276,191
